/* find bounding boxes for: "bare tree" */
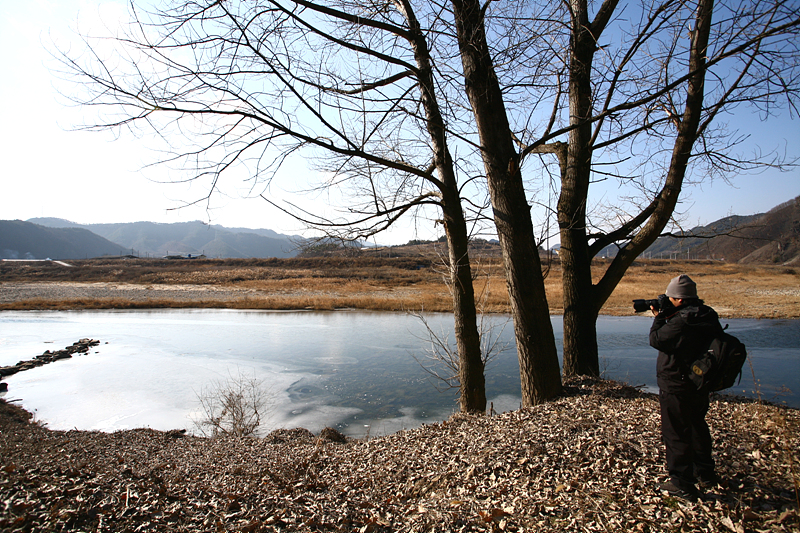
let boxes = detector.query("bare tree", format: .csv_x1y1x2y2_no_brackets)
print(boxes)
450,0,564,404
58,0,500,412
412,0,798,388
509,0,799,376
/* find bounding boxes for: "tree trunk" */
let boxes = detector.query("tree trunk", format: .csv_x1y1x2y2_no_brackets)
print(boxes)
560,250,600,376
494,181,562,405
441,193,486,412
560,0,712,376
403,1,486,412
452,0,561,405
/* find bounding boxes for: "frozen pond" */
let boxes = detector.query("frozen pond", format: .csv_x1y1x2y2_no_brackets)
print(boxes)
1,310,797,437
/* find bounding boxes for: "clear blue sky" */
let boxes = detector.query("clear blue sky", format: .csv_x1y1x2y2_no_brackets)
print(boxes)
1,0,797,245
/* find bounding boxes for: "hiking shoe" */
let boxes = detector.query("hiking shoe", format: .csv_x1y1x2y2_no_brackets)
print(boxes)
659,481,701,501
697,474,723,489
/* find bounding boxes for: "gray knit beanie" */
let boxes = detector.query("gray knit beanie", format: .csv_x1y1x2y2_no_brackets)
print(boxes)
664,274,697,299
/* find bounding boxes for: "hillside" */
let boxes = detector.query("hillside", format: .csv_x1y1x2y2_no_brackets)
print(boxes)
0,220,127,260
26,219,299,259
647,197,800,264
16,195,800,263
589,196,799,264
643,214,763,259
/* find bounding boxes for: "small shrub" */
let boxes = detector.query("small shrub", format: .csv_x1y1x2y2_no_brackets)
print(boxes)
193,370,275,438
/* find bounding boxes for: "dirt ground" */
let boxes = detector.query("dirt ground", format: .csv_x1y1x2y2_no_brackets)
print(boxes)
2,378,798,532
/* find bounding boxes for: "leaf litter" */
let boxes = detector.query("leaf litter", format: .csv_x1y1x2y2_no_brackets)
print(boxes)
1,377,797,532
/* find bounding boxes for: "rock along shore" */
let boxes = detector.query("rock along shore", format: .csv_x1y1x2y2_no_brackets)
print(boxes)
1,378,798,532
0,339,100,379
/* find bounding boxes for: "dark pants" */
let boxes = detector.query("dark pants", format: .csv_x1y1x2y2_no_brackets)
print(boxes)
658,388,715,488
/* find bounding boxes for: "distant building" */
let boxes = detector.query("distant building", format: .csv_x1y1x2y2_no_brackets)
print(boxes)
163,253,207,260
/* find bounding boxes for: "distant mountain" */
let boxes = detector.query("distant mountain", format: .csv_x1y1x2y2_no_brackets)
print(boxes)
700,198,800,264
209,225,287,240
25,219,301,259
595,196,800,264
0,220,128,260
26,217,84,229
20,196,799,263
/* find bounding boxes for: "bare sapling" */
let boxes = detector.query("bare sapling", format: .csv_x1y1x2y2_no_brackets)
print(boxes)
193,370,275,438
411,271,511,400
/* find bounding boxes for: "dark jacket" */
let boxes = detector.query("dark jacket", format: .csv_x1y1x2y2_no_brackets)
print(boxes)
650,301,723,392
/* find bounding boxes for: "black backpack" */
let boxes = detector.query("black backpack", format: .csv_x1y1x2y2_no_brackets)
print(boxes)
688,329,748,392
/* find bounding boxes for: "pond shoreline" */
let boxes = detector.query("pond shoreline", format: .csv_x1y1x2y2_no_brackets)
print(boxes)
1,377,797,532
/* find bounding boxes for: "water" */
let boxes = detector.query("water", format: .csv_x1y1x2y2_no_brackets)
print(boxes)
1,310,797,437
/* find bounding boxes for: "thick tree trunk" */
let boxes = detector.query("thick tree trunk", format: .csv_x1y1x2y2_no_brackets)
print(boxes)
559,0,601,377
452,0,561,405
493,180,562,405
560,247,600,376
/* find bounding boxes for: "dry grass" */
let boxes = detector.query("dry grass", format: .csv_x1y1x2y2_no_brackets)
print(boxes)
605,261,800,318
1,258,798,318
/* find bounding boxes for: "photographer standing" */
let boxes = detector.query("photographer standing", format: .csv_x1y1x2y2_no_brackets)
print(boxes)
649,274,724,501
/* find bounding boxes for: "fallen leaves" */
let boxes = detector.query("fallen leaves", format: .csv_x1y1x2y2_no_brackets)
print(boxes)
1,377,798,532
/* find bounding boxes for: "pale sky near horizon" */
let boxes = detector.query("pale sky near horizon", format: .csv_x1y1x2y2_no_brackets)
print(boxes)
1,0,798,246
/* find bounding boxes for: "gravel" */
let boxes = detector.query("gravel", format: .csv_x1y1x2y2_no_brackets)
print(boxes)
0,282,258,304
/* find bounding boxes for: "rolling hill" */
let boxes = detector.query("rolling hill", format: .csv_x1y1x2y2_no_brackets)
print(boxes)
10,196,799,263
0,220,128,260
21,219,300,259
642,196,800,264
586,196,798,264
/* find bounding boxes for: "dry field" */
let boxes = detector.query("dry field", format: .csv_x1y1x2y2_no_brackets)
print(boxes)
1,257,798,318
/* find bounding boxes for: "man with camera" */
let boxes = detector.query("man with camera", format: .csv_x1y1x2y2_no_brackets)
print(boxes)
647,274,724,501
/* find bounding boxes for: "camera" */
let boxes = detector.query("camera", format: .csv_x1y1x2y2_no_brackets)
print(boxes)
632,294,670,313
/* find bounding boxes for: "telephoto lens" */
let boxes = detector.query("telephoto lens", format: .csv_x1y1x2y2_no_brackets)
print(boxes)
632,294,670,313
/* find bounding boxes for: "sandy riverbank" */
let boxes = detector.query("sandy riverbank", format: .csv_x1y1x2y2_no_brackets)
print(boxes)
0,281,264,305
